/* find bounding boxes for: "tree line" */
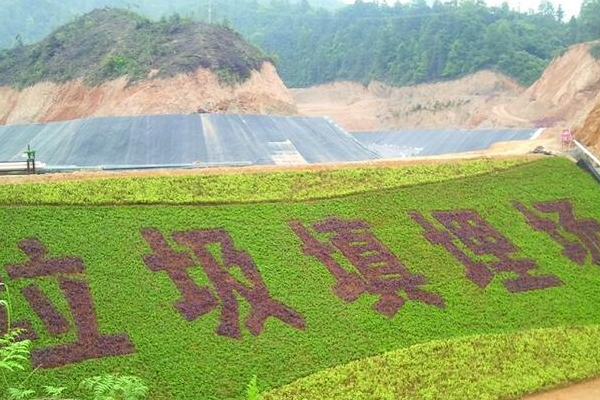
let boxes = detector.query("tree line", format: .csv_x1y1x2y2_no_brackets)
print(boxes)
2,0,600,87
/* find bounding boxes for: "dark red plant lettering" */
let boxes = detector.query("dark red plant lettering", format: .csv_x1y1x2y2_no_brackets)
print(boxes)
289,217,445,317
141,228,306,339
515,200,600,266
22,284,69,336
142,229,217,321
410,210,562,292
0,275,38,341
4,238,135,369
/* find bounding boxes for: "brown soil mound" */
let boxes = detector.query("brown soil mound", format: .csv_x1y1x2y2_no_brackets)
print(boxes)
522,377,600,400
0,63,296,125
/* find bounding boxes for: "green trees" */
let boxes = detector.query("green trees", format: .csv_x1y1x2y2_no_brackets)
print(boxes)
185,0,573,87
0,8,271,88
3,0,600,88
579,0,600,42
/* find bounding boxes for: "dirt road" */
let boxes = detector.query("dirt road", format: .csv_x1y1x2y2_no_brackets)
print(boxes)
523,378,600,400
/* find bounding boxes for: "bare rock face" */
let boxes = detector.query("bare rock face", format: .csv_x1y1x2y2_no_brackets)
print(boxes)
0,62,297,125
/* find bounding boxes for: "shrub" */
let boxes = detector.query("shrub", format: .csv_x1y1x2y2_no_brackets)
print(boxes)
589,43,600,59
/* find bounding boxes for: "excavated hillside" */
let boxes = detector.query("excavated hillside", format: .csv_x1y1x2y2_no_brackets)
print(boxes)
484,42,600,129
0,8,296,124
291,71,523,131
293,42,600,133
576,99,600,152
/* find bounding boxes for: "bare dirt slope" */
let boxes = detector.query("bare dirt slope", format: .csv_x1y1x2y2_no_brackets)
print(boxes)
0,63,296,125
486,42,600,130
293,42,600,133
291,71,523,131
522,378,600,400
576,96,600,152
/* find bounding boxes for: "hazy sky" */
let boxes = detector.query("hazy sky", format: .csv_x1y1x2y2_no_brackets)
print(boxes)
338,0,583,18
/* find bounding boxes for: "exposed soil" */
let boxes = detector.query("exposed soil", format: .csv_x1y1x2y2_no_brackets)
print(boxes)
490,42,600,131
575,73,600,152
523,378,600,400
291,71,523,131
0,62,296,125
292,42,600,134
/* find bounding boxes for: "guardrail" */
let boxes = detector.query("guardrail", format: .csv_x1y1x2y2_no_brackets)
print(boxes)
574,140,600,166
573,140,600,183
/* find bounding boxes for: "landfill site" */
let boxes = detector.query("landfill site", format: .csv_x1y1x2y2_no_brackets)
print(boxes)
0,29,599,179
0,113,555,173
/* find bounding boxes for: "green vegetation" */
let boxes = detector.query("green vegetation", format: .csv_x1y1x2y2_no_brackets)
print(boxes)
590,43,600,59
0,158,530,205
0,8,270,88
79,375,149,400
0,157,599,400
213,0,572,87
265,325,600,400
0,0,344,51
3,1,600,87
2,282,149,400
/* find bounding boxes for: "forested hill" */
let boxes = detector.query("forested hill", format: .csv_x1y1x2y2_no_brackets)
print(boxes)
3,0,600,88
0,0,342,49
202,0,598,87
0,8,271,88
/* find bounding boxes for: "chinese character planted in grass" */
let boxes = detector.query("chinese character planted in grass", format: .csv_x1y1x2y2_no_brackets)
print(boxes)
288,217,445,317
0,276,37,342
2,238,135,369
409,210,562,293
514,200,600,267
141,228,306,339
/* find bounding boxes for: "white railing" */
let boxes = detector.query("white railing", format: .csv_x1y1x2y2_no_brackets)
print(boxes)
574,140,600,168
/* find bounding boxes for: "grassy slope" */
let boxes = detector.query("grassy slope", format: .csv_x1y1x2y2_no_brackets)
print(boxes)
1,157,600,399
265,326,600,400
0,158,529,205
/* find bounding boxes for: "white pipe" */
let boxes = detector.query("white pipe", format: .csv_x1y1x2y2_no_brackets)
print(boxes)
0,161,46,172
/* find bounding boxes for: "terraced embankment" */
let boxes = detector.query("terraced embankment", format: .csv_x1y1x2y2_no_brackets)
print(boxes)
1,157,600,400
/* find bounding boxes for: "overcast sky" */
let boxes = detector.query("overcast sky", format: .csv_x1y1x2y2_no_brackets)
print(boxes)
338,0,583,18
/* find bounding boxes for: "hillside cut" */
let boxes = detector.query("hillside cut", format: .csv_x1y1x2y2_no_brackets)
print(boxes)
0,8,297,124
